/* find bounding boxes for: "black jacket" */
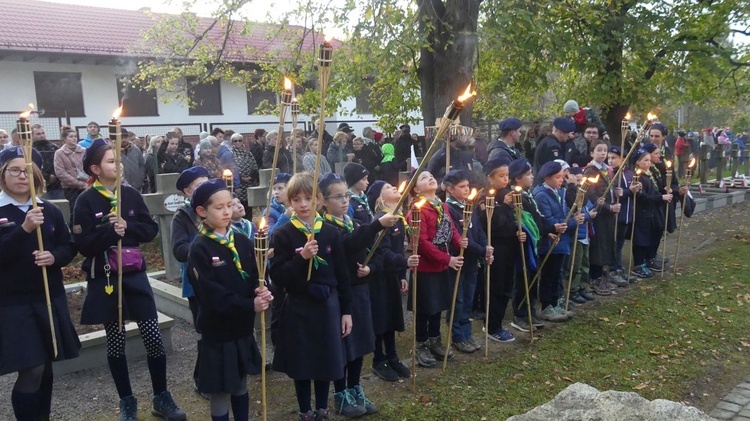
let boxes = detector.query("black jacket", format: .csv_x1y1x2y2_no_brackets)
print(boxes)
533,135,563,175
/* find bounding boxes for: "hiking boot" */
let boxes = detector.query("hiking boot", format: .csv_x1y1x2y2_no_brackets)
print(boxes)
119,395,137,421
488,327,516,343
591,278,612,296
371,360,399,382
315,408,330,421
608,272,630,287
555,303,574,319
333,389,366,418
468,336,483,351
617,269,638,284
152,391,186,421
453,340,476,353
427,337,454,360
579,288,596,301
299,410,315,421
352,385,377,415
557,297,575,311
633,264,653,278
647,259,664,273
570,291,587,304
510,316,535,333
530,315,545,328
387,358,411,378
414,342,437,367
541,305,567,322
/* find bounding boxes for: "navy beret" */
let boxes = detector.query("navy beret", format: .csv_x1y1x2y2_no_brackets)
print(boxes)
630,148,650,166
499,117,523,131
273,172,292,185
553,117,576,133
191,178,229,212
443,170,470,186
642,142,658,153
0,146,43,169
508,158,532,180
83,138,112,176
366,180,386,213
176,166,210,191
569,166,584,176
609,146,622,156
483,157,512,176
318,173,345,194
538,161,563,179
343,163,368,186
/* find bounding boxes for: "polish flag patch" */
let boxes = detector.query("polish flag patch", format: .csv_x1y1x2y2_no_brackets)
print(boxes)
212,256,220,263
95,212,104,218
295,247,304,254
0,218,8,224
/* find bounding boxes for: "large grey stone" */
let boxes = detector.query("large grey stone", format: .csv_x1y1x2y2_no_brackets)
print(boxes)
507,383,715,421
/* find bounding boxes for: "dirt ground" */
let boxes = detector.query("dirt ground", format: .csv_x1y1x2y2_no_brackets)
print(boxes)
0,200,748,420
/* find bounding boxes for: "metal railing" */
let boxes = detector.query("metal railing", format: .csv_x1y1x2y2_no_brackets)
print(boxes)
0,111,65,140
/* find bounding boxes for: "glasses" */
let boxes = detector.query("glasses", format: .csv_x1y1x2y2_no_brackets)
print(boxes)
233,139,243,143
325,193,352,202
5,168,28,177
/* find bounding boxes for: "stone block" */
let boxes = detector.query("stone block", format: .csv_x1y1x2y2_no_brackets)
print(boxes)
708,408,735,420
715,401,743,413
723,392,750,406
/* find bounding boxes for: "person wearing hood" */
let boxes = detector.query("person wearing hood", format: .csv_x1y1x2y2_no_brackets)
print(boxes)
378,143,399,186
78,121,102,149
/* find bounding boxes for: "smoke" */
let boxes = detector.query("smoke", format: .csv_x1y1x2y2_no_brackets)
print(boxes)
115,57,140,103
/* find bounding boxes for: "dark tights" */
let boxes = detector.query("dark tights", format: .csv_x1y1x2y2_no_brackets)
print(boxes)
333,357,363,392
12,362,53,421
373,331,398,364
415,312,441,343
294,379,331,413
104,320,167,399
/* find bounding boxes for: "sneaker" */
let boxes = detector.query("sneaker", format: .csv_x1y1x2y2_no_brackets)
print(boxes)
541,305,567,322
414,342,437,368
570,292,587,304
352,385,377,415
371,360,399,382
427,337,454,360
333,389,366,418
557,297,575,311
579,288,596,301
591,278,612,296
647,259,664,273
510,316,535,333
453,340,476,353
299,410,315,421
119,395,137,421
387,358,411,378
488,327,516,343
608,272,630,287
530,315,545,328
315,408,330,421
468,336,483,351
555,303,574,319
618,269,638,284
633,264,653,279
151,391,186,421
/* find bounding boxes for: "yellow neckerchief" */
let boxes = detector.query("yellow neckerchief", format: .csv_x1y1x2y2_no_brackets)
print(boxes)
93,180,117,213
418,194,444,227
381,204,411,236
290,212,328,269
322,211,354,233
199,225,249,279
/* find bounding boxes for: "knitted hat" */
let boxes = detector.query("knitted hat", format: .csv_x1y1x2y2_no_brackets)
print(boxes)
83,138,112,176
563,100,580,115
191,178,228,212
0,146,43,169
176,166,210,191
538,161,563,179
366,180,386,213
87,121,100,129
343,163,368,186
483,156,512,176
273,173,292,186
508,158,532,180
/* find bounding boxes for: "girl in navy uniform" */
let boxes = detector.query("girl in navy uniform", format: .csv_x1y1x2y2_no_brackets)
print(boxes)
269,172,353,421
367,181,418,381
407,171,465,368
72,139,185,421
318,173,399,417
0,147,80,420
344,163,372,224
608,147,637,283
187,179,273,421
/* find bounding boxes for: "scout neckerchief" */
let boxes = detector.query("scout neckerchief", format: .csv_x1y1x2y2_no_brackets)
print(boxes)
445,197,464,209
290,212,328,269
200,225,249,279
647,165,661,190
522,190,544,218
349,190,374,219
231,218,253,238
93,180,117,214
323,211,354,233
543,183,562,206
381,205,411,237
418,195,444,228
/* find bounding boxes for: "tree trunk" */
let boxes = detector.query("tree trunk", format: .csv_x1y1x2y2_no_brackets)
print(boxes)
604,103,632,148
419,0,480,131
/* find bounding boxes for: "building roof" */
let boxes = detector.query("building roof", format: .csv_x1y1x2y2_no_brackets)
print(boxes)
0,0,321,62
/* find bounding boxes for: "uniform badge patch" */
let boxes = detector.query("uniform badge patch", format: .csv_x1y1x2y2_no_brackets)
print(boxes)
95,211,104,219
326,245,332,254
128,209,135,216
553,150,559,157
72,225,82,234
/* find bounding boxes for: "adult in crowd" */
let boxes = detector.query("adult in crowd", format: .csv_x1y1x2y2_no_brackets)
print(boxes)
171,127,194,166
209,134,239,189
563,100,609,141
250,129,267,169
648,123,674,161
133,135,147,159
675,130,692,179
353,130,383,182
378,142,399,186
394,124,418,171
487,117,524,162
193,131,210,161
289,130,306,173
522,121,540,162
326,131,354,169
195,139,223,178
211,127,225,142
121,130,146,192
10,129,20,148
472,128,489,164
309,119,334,158
262,130,293,174
302,138,332,179
0,129,9,149
53,126,87,205
144,135,164,193
78,121,102,149
158,134,190,174
427,132,473,183
31,124,63,199
533,117,576,177
230,132,259,208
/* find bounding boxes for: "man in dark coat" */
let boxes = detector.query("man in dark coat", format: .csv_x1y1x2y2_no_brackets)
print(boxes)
31,124,63,199
309,119,334,158
394,124,416,171
487,117,523,162
533,117,576,178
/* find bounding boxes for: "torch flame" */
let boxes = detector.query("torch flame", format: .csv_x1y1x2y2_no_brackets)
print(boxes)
457,84,477,103
624,112,631,121
258,217,267,231
488,188,496,197
514,186,523,192
324,34,333,43
468,188,478,201
635,169,642,175
291,96,298,104
397,180,407,194
588,175,600,184
647,112,658,121
689,158,696,168
223,169,233,177
414,199,427,209
665,160,672,169
19,103,34,119
283,77,292,91
112,106,123,119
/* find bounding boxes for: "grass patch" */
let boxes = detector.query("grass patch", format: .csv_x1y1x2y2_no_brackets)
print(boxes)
377,239,750,419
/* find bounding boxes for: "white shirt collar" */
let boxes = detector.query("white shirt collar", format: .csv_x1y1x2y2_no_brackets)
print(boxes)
0,191,44,208
592,160,608,170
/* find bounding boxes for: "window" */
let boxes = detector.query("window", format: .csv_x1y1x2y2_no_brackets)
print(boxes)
187,78,222,115
356,88,372,114
116,76,158,117
34,72,85,118
246,86,276,115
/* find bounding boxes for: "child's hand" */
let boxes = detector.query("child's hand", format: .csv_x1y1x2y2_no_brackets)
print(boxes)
555,223,567,233
679,186,688,196
596,197,606,206
485,246,494,261
33,250,55,267
662,193,673,202
378,213,400,227
589,209,598,218
400,279,408,292
356,263,370,278
548,233,558,241
503,192,514,205
610,203,621,213
448,256,464,270
459,237,469,249
253,286,273,312
341,314,353,337
407,254,419,268
575,213,585,225
517,230,527,243
284,207,293,217
615,187,623,197
22,207,44,233
301,240,318,260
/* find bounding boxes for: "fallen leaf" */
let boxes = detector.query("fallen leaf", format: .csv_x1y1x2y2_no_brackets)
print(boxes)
634,383,648,390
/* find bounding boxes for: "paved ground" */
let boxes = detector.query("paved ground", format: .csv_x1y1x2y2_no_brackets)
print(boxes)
712,379,750,420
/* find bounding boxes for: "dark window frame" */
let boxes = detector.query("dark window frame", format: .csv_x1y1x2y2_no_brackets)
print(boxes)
33,71,85,118
116,76,159,117
187,78,223,116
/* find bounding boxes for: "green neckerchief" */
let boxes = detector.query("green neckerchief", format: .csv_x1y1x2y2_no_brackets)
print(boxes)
543,184,562,205
522,189,544,218
648,165,661,189
93,180,117,213
199,225,249,280
381,205,411,237
323,211,354,233
445,196,464,209
231,218,253,238
349,190,374,219
290,212,328,269
184,197,191,208
518,210,540,254
418,195,444,227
